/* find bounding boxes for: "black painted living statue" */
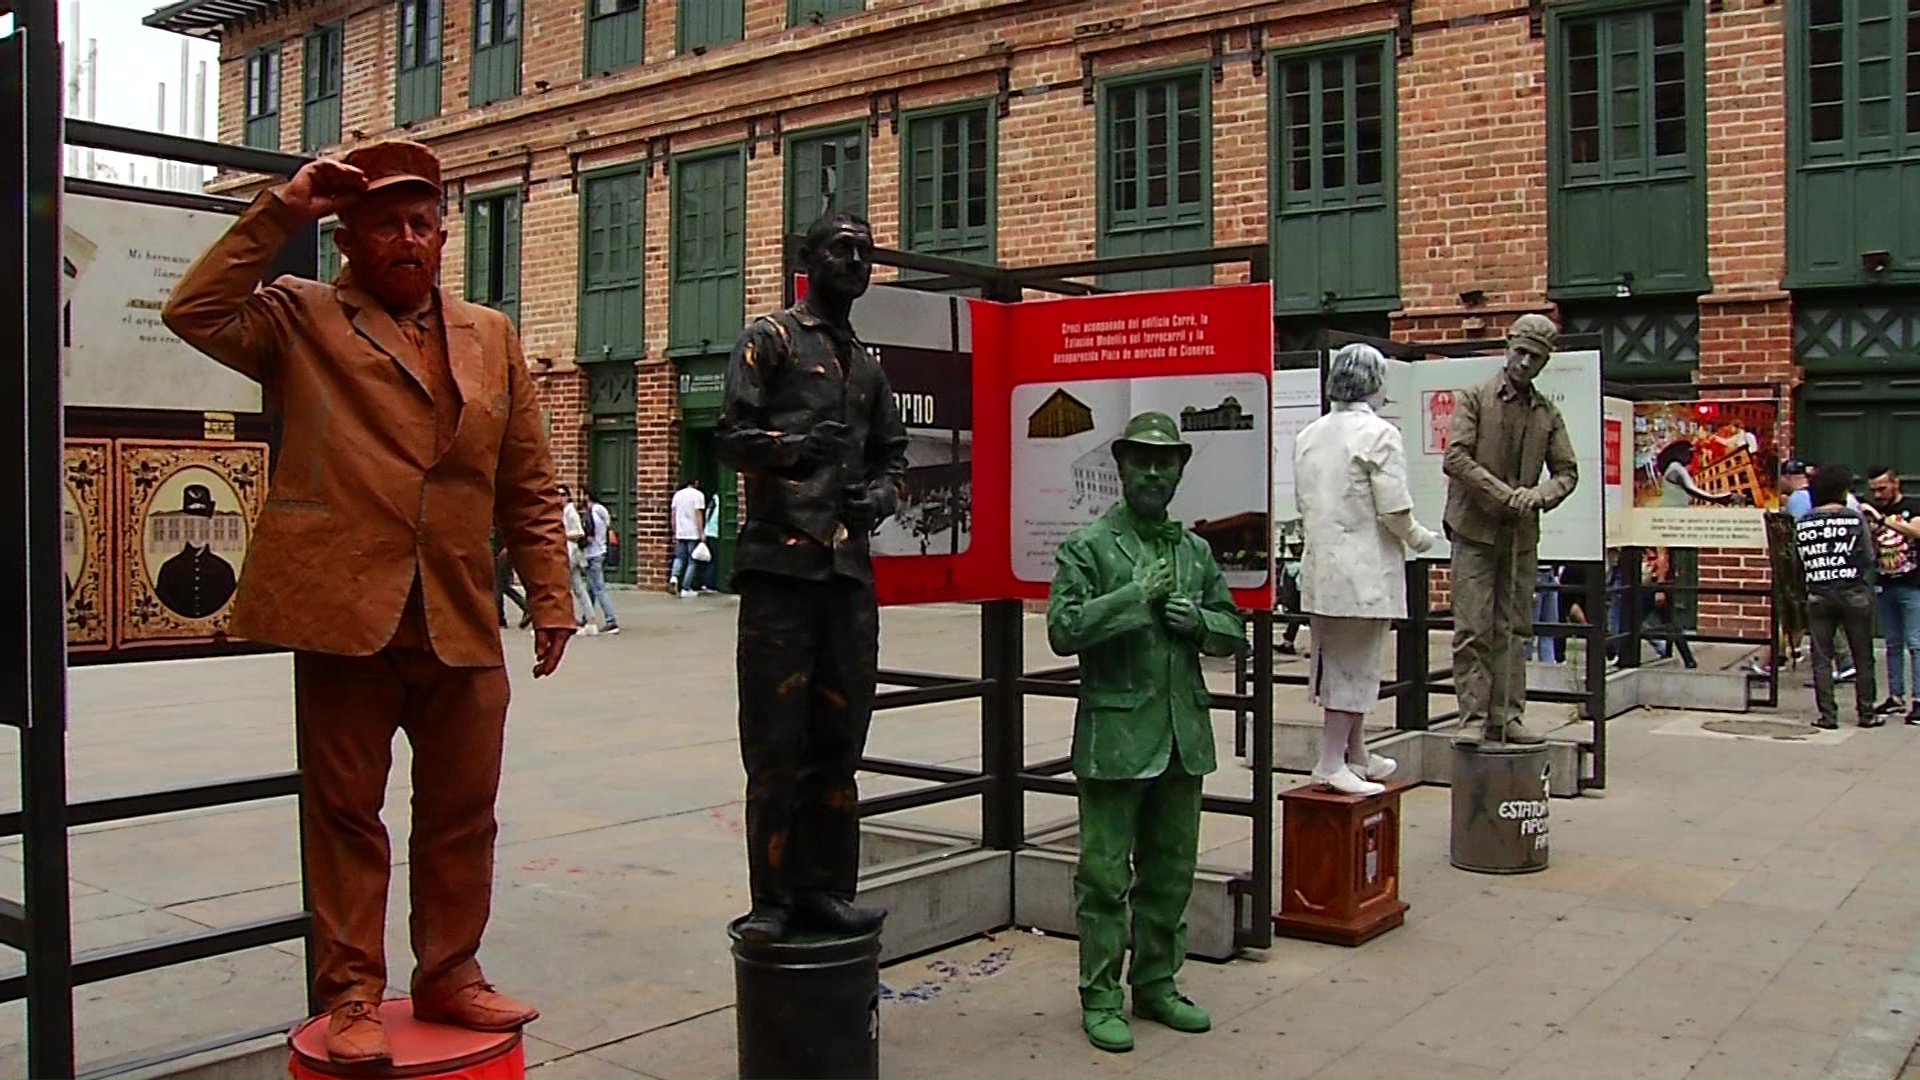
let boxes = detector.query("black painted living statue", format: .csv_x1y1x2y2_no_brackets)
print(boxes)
717,212,909,943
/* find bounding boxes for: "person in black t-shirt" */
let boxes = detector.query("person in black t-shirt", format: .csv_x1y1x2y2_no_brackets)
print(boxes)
1797,465,1881,729
1865,466,1920,723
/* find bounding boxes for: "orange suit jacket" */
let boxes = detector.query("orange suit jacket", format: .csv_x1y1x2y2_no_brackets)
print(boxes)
162,189,574,667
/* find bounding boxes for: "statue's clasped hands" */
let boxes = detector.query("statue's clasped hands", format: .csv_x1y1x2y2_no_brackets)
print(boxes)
1133,557,1174,602
1506,486,1547,514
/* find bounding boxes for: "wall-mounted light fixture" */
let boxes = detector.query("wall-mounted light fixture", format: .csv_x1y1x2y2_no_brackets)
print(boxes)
1615,271,1634,298
1458,288,1486,307
1863,250,1892,273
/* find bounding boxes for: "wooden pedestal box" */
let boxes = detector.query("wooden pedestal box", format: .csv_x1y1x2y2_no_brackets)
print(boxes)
1272,778,1411,946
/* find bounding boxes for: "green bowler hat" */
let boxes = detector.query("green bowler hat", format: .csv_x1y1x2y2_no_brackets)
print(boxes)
1111,411,1193,463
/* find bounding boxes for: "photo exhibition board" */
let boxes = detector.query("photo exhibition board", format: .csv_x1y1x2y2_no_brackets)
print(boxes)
60,190,297,663
1627,399,1780,549
797,278,1273,608
1389,349,1606,564
1003,283,1275,609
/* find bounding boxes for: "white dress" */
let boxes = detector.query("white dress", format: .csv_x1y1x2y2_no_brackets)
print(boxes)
1293,401,1437,714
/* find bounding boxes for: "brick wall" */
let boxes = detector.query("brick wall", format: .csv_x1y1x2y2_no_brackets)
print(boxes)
195,0,1801,610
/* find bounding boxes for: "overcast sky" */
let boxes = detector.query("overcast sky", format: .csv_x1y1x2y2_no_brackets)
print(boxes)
61,0,219,133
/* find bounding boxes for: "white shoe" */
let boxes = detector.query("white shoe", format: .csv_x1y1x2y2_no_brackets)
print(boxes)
1354,754,1396,782
679,590,697,598
1309,766,1385,797
578,624,599,636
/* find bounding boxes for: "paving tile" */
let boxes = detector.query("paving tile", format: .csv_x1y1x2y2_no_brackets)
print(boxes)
1364,967,1603,1069
1577,956,1767,1043
1688,1016,1844,1079
1503,1018,1714,1079
1315,1044,1509,1078
1594,860,1744,912
526,1050,658,1079
1719,869,1865,914
590,1008,737,1080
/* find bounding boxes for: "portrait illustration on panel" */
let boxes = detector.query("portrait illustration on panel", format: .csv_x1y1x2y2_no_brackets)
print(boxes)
64,439,112,651
118,440,268,647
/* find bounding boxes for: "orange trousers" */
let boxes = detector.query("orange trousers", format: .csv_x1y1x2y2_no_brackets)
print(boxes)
293,645,509,1011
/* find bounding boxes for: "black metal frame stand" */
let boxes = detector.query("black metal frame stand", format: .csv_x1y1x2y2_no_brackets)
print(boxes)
5,78,326,1074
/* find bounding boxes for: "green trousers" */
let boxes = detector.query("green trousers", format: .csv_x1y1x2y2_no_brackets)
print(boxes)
1074,768,1203,1011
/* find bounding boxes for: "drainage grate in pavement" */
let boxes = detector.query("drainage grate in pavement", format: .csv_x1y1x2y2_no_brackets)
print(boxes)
1700,718,1822,740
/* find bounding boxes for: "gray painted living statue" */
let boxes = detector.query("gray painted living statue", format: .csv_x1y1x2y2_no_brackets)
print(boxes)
1443,314,1579,745
1046,411,1243,1054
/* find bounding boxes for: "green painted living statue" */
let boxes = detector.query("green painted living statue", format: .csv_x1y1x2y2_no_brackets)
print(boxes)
1046,411,1244,1054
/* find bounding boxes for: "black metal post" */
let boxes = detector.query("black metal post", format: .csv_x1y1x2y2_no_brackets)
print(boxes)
1396,563,1432,730
1583,559,1609,790
1247,610,1274,950
1232,626,1251,758
13,3,77,1075
979,599,1025,852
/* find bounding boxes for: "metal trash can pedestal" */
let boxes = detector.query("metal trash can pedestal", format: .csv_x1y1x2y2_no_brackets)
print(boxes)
730,921,881,1080
1450,742,1551,874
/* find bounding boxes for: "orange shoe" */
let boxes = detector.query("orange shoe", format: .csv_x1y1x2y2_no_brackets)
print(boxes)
413,982,540,1032
324,1001,391,1065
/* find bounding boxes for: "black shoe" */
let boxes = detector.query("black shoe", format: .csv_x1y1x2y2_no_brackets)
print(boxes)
1277,641,1298,656
1859,715,1886,728
1907,708,1920,726
733,908,790,943
794,894,886,936
1814,717,1840,730
1873,697,1905,716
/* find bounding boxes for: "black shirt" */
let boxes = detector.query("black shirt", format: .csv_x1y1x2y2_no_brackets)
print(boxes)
1796,507,1876,600
1872,495,1920,586
718,302,908,584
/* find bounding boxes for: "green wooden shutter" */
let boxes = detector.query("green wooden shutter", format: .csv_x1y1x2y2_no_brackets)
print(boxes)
470,0,521,106
1547,3,1705,296
586,0,645,75
785,127,867,250
788,0,862,26
500,193,521,326
244,47,280,150
670,148,746,356
465,196,495,313
395,0,442,124
1098,72,1211,291
678,0,743,52
1787,0,1920,285
578,169,647,362
1271,40,1397,313
317,221,341,281
901,105,995,266
301,24,343,152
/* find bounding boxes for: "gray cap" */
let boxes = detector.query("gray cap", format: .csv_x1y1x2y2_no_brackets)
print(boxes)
1507,313,1559,355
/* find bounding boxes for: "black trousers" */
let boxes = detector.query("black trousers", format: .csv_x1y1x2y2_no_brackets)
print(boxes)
736,573,879,913
1810,589,1877,724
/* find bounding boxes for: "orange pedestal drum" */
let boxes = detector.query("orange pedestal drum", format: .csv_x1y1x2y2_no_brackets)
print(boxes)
288,1000,526,1080
1272,777,1411,947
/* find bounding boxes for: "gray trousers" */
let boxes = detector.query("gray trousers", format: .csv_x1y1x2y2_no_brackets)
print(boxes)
1451,534,1537,731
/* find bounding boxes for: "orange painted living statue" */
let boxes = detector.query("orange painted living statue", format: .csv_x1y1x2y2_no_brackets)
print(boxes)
162,140,574,1067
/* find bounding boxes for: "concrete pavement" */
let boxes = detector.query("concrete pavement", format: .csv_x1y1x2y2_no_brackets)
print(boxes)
3,590,1919,1077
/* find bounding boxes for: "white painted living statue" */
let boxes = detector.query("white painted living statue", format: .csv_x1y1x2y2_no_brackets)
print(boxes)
1293,343,1438,795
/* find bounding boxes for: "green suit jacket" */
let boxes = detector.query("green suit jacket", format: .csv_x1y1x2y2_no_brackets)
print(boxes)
1047,505,1244,781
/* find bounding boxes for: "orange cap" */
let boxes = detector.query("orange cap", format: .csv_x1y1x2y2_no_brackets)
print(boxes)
340,139,442,196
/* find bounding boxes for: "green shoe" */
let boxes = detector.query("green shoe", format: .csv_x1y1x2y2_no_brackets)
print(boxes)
1082,1009,1134,1053
1133,992,1211,1033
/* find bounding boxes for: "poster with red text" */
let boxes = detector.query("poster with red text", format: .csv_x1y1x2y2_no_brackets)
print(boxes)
999,284,1274,609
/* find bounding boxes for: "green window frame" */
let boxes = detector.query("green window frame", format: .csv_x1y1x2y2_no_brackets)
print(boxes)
470,0,521,107
317,221,341,282
900,102,995,267
1269,35,1398,314
395,0,442,125
1786,0,1920,286
669,146,746,358
301,23,343,152
1096,68,1211,291
243,46,280,151
678,0,742,52
576,166,648,363
1546,0,1707,297
789,0,862,26
586,0,645,76
785,125,867,259
465,188,523,325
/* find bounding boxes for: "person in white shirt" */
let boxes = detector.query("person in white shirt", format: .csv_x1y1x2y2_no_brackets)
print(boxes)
669,478,706,598
558,485,599,635
579,492,620,634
